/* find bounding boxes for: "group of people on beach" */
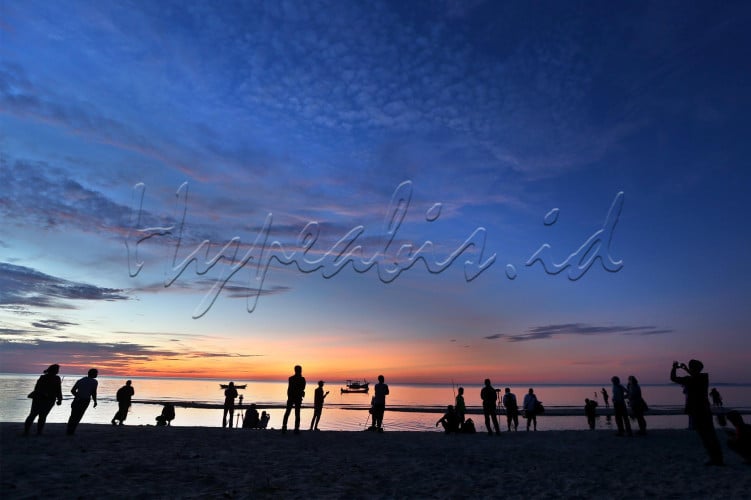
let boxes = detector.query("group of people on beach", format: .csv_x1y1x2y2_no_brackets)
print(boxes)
21,360,751,466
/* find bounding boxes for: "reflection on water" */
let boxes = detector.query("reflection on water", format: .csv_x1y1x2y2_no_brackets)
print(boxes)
2,374,748,431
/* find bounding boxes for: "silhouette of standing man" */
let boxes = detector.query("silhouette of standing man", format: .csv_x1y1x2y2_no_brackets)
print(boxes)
282,365,306,434
310,380,329,431
371,375,389,432
481,379,501,436
67,368,98,435
223,382,238,428
671,360,724,466
112,380,134,426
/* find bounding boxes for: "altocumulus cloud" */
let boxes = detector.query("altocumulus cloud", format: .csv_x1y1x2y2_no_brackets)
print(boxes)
487,323,673,342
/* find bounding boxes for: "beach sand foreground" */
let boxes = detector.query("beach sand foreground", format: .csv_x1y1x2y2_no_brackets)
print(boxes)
1,423,749,498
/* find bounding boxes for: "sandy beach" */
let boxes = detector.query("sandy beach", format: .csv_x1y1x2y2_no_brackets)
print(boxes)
1,423,749,499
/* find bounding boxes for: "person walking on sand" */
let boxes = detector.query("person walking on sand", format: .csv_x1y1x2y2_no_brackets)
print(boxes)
611,376,632,437
112,380,134,426
584,398,598,430
502,387,519,431
481,379,501,436
627,375,647,435
370,375,389,432
67,368,98,435
24,363,63,435
523,388,539,431
282,365,306,434
455,387,466,428
601,387,610,409
310,380,329,431
222,382,238,428
671,360,724,466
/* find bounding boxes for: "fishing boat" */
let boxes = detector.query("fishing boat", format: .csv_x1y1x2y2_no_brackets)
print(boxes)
341,380,369,393
220,384,247,389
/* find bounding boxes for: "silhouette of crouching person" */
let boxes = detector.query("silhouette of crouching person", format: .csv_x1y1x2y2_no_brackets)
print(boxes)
156,403,175,426
436,405,461,433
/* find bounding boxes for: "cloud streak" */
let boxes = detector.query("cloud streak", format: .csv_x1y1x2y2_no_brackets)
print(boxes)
487,323,673,342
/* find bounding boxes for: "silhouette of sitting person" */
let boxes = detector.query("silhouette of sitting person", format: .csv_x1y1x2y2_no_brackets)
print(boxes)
243,404,260,428
259,411,270,429
24,363,63,436
435,405,461,433
725,410,751,464
156,403,175,426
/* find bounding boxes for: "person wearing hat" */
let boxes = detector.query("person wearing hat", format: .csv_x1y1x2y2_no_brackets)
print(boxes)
671,359,724,466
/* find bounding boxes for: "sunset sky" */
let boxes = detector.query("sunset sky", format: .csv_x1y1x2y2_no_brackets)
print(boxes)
1,1,749,385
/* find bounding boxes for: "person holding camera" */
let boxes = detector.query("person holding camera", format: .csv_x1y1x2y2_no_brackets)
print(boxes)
671,360,724,466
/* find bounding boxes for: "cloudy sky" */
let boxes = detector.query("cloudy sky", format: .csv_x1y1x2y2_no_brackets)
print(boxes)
1,1,749,384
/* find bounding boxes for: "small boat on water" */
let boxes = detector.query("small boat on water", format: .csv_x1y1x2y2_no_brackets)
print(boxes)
341,380,369,393
220,384,247,389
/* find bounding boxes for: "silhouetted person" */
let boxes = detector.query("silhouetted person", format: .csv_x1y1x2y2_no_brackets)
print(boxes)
66,368,98,435
259,411,270,429
709,388,723,408
112,380,134,426
601,387,610,409
611,376,632,437
523,388,539,431
725,410,751,464
222,382,238,428
627,375,647,435
671,360,723,465
282,365,306,434
243,404,260,428
310,380,329,431
455,387,466,427
584,398,598,430
370,375,389,432
502,387,519,431
480,379,500,436
24,363,63,435
156,403,175,426
436,405,461,433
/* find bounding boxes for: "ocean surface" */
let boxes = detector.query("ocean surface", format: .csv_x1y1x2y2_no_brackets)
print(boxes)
2,374,748,432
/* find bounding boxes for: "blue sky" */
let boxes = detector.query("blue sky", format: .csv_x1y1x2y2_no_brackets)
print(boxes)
1,1,749,383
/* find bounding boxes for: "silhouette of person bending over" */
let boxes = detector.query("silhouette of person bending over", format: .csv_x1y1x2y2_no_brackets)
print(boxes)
671,360,724,465
481,379,501,436
24,363,63,435
282,365,306,434
112,379,134,426
67,368,98,435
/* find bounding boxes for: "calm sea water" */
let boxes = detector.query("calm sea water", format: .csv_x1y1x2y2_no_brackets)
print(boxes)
2,374,748,432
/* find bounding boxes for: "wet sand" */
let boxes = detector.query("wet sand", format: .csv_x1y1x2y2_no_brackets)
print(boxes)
1,423,749,499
